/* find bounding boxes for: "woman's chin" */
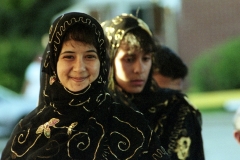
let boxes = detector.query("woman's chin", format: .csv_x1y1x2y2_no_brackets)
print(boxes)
67,84,89,92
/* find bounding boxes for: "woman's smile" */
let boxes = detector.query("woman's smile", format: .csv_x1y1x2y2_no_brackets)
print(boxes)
70,76,89,82
57,40,100,92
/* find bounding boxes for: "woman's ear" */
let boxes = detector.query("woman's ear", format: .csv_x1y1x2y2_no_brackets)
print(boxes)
234,130,240,144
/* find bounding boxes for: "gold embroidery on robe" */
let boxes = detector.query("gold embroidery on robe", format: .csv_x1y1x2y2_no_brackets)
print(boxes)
174,137,191,160
36,118,60,138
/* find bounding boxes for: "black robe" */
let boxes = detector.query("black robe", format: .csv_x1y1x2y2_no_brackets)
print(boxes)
101,14,205,160
1,12,170,160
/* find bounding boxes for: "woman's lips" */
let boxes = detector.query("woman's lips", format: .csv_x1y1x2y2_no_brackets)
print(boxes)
71,76,87,82
130,80,144,86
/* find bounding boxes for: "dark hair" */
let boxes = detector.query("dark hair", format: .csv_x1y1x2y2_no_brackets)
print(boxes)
62,23,98,50
108,28,156,91
153,45,188,79
121,28,156,54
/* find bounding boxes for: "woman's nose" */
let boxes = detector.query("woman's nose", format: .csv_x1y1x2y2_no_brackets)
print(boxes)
73,57,86,72
133,60,144,73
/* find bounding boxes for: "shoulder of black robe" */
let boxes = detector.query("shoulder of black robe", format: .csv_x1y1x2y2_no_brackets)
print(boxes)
132,87,205,160
1,12,170,160
102,14,204,160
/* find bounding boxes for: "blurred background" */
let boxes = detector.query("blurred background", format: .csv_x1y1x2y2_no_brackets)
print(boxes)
0,0,240,159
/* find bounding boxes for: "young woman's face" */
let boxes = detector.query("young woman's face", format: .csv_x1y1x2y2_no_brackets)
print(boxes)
57,39,100,92
114,44,152,93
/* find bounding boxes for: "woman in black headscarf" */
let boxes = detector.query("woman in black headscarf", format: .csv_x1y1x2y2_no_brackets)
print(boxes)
1,12,170,160
101,14,205,160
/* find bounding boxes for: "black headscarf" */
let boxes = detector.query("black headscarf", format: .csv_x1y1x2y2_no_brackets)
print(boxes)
102,14,205,160
1,12,170,160
101,14,158,101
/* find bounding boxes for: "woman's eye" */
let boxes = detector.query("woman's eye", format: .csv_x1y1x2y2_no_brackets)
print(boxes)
63,55,74,59
126,58,133,62
85,54,97,60
124,56,134,63
143,55,152,61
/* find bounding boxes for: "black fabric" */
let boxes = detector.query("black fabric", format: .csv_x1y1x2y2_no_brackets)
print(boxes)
102,14,205,160
133,87,205,160
1,12,170,160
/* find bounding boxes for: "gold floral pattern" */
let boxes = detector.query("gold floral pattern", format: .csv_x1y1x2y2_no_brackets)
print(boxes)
174,137,191,160
36,118,60,138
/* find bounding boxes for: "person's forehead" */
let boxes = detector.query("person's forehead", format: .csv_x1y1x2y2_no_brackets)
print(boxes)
117,47,152,57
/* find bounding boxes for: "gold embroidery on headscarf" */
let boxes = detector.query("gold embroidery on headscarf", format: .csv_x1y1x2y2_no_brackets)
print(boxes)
69,98,90,107
51,103,63,115
63,84,91,95
174,137,191,160
48,15,105,76
154,115,167,134
148,100,168,113
96,93,110,106
36,118,60,138
37,105,47,115
137,19,152,36
105,26,115,41
49,75,56,85
48,15,64,43
52,16,93,53
112,15,123,25
115,29,125,42
43,51,50,68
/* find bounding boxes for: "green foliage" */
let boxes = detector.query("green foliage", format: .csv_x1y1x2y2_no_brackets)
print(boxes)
0,0,73,92
0,0,72,38
0,37,41,93
189,36,240,92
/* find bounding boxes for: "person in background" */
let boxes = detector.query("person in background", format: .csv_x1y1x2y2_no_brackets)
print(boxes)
153,45,188,91
1,12,169,160
102,13,205,160
233,107,240,143
21,53,42,105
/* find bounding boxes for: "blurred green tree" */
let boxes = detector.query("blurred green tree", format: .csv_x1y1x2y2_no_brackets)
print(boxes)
0,0,72,92
189,36,240,92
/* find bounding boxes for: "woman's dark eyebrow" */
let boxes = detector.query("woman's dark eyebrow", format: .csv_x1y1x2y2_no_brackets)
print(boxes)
60,51,74,55
86,49,97,53
60,49,97,55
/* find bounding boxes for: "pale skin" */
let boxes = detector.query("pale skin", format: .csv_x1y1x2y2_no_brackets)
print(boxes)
234,130,240,144
153,73,184,91
234,116,240,144
114,44,152,94
57,39,100,92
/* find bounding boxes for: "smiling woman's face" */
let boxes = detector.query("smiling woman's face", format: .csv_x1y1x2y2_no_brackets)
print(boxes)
57,39,100,92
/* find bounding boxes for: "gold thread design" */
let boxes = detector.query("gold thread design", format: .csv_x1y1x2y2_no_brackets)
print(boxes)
168,103,190,156
67,122,78,136
64,84,91,95
174,137,191,160
36,118,60,138
11,132,41,157
108,116,145,160
69,98,90,107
